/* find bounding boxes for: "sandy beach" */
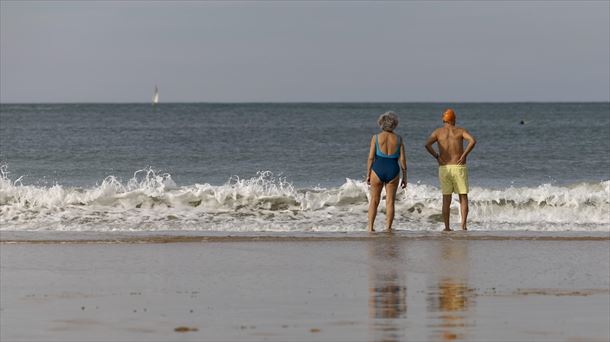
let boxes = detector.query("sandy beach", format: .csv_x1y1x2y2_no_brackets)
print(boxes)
1,232,609,342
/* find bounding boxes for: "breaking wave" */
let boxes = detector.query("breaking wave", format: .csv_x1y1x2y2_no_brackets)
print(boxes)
1,166,608,232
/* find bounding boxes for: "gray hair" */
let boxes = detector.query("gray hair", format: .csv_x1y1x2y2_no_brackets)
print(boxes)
377,111,399,131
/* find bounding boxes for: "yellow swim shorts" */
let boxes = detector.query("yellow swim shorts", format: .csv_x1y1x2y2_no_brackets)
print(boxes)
438,165,469,195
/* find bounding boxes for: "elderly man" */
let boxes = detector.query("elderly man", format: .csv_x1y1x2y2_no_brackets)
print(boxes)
425,109,476,231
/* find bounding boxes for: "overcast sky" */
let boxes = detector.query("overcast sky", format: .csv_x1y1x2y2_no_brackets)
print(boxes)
1,1,609,103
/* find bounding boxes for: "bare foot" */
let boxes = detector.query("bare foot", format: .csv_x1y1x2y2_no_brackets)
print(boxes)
368,227,375,232
443,227,453,232
461,227,468,231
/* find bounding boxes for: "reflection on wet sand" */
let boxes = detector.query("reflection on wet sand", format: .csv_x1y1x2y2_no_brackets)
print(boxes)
368,231,407,342
427,240,474,341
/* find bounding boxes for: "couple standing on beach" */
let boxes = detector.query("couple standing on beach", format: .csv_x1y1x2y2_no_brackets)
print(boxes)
366,109,477,232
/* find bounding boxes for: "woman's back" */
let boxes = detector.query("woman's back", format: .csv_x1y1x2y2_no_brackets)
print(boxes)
376,132,401,157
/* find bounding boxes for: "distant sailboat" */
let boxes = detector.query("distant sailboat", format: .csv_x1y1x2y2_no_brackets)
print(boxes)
152,85,159,105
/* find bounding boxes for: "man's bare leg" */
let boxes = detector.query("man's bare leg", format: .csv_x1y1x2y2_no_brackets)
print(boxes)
384,176,400,230
367,172,383,232
442,194,452,231
459,194,468,230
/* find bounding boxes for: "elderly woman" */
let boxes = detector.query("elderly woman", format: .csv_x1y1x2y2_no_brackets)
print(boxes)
366,111,407,232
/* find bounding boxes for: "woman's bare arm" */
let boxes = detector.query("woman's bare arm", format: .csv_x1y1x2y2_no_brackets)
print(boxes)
399,137,407,189
366,135,376,184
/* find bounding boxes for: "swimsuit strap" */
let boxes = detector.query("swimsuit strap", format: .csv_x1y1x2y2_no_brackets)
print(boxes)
375,134,380,155
393,135,402,156
389,134,401,157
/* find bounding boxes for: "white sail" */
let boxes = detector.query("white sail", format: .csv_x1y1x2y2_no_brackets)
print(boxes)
152,86,159,104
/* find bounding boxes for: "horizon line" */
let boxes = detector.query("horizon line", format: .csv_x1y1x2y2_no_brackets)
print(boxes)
1,100,609,105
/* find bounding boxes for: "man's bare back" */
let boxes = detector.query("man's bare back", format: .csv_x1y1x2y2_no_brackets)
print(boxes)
431,125,475,165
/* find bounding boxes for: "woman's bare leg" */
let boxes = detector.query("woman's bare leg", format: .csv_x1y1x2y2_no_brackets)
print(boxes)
384,175,400,230
368,172,383,232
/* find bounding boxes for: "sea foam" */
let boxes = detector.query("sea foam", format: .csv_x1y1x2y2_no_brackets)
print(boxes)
1,166,608,232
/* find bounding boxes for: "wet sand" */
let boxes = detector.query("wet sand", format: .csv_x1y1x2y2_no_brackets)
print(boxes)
1,233,609,341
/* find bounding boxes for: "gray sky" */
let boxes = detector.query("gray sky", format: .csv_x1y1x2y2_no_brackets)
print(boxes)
1,1,609,103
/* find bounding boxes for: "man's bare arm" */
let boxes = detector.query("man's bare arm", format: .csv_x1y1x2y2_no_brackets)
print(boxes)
366,135,376,184
425,131,440,159
457,130,476,165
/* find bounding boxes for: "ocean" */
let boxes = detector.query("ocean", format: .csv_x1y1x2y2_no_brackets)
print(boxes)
1,102,609,233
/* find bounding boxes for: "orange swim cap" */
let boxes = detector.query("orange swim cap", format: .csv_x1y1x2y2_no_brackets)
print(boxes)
442,109,456,123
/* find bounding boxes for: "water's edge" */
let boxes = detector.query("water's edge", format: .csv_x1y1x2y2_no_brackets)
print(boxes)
2,230,609,244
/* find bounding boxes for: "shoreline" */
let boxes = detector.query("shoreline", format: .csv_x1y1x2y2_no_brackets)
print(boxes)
1,230,609,244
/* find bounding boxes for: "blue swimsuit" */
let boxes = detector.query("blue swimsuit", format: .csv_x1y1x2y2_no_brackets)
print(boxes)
372,134,401,183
